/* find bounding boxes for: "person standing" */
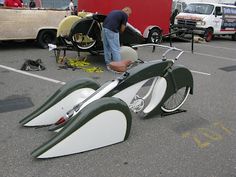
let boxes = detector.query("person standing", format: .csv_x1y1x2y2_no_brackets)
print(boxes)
69,0,75,15
102,7,132,69
29,0,36,8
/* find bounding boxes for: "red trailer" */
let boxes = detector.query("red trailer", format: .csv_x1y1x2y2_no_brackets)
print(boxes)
78,0,172,42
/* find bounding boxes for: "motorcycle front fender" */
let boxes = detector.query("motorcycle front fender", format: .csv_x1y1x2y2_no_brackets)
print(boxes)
170,65,194,94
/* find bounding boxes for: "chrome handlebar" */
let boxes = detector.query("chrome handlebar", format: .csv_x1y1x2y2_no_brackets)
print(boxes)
132,43,184,61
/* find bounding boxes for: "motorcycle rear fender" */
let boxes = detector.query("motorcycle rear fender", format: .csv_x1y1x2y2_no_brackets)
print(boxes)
31,97,132,158
143,65,193,118
19,78,100,126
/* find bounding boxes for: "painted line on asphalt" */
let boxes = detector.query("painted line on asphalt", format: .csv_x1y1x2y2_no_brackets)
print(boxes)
190,70,211,76
199,44,236,51
0,65,66,85
186,51,236,62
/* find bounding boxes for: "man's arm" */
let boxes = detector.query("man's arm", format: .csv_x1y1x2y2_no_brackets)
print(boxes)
120,24,126,33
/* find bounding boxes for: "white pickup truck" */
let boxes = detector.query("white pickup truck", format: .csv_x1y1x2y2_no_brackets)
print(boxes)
0,7,69,48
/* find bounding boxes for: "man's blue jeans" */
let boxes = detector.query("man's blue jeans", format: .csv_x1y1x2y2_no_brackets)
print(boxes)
102,28,121,65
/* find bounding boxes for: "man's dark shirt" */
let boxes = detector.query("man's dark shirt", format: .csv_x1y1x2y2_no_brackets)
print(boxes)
29,1,36,8
103,10,128,33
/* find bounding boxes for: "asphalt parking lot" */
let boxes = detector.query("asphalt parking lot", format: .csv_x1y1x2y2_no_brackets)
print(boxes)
0,38,236,177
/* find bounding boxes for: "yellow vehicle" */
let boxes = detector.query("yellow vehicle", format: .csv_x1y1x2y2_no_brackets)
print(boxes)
0,7,68,48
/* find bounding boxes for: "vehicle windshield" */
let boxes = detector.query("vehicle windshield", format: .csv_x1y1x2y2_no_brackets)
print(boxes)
183,3,214,15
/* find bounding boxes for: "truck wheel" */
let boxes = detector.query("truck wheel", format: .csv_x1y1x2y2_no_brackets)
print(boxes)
37,30,56,49
232,33,236,41
147,28,162,43
204,28,213,42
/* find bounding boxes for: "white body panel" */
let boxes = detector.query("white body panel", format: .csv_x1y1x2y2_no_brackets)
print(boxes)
79,80,120,111
54,79,146,133
38,110,127,158
113,79,151,105
143,77,167,114
25,88,95,126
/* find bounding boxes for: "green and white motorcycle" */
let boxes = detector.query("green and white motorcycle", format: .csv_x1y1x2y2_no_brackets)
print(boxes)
20,44,193,158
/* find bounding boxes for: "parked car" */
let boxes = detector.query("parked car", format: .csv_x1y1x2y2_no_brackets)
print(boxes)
0,7,69,48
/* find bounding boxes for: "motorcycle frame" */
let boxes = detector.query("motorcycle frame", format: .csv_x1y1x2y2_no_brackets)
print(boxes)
64,44,193,120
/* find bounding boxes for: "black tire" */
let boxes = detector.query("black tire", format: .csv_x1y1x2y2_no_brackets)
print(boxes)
70,18,100,50
232,33,236,41
37,30,56,49
204,28,213,42
161,86,190,113
88,41,104,55
147,28,162,43
71,33,97,50
175,30,191,42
